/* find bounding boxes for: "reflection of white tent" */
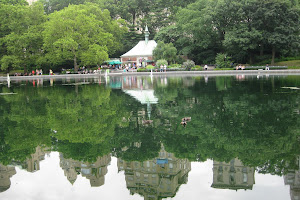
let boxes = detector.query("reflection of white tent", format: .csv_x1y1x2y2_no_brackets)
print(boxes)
123,90,158,104
123,89,158,120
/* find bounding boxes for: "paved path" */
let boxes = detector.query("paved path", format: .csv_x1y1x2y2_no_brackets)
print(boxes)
0,69,300,81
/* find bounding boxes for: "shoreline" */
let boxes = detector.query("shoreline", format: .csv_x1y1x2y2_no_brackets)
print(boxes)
0,69,300,81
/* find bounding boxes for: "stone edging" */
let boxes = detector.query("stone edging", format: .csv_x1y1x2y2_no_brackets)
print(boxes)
0,69,300,81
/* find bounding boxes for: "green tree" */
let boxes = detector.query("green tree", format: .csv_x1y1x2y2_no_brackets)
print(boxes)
43,3,126,72
0,2,46,72
156,59,168,67
249,0,300,65
166,0,300,64
153,41,177,64
215,53,232,68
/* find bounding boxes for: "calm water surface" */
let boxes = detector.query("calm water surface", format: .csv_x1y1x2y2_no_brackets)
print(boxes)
0,75,299,200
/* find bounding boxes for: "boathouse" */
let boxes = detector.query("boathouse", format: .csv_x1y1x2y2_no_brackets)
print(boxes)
120,26,157,68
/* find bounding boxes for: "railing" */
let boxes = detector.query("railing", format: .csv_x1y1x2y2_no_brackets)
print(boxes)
244,66,288,70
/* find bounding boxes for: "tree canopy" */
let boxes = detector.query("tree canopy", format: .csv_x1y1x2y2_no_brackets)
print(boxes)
0,0,299,71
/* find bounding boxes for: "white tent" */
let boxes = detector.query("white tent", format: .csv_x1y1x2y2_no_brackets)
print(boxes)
120,40,157,58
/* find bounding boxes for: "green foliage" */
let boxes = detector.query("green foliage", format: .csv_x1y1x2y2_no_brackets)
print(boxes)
168,64,182,68
0,2,46,72
153,41,177,64
182,60,195,70
156,59,168,67
0,55,19,71
163,0,300,65
137,67,146,72
146,65,155,70
191,65,202,71
215,53,232,68
42,4,126,71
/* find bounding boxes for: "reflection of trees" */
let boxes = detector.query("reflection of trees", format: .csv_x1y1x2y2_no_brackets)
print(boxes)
0,85,51,165
155,76,300,175
47,85,126,144
47,85,129,162
112,103,161,161
0,76,299,177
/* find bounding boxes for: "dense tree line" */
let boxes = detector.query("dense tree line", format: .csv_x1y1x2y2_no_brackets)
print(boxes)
0,0,299,72
156,0,300,65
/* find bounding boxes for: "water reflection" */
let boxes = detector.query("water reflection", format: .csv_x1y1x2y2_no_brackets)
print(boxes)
118,144,191,199
284,157,300,200
60,153,111,187
212,158,254,190
0,75,299,199
0,164,16,193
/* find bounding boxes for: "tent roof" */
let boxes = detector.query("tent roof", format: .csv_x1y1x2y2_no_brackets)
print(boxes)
105,59,121,64
120,40,157,57
123,89,158,104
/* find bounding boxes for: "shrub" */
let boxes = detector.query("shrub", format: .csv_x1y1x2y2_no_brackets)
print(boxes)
146,65,155,70
137,68,147,72
156,59,168,67
215,53,233,68
168,64,182,68
182,60,195,71
191,65,202,71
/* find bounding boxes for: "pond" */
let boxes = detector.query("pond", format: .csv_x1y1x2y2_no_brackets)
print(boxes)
0,74,299,200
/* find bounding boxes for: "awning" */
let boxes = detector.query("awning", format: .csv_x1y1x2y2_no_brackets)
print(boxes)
106,60,122,65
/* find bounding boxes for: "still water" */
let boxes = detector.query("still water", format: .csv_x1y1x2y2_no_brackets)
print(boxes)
0,75,299,200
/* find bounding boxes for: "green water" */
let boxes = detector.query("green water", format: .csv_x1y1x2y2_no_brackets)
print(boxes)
0,75,299,200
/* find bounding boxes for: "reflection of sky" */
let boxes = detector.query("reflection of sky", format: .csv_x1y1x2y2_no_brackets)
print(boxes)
174,161,290,200
0,153,290,200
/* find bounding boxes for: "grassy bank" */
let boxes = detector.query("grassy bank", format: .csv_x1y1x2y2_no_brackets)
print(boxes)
274,60,300,69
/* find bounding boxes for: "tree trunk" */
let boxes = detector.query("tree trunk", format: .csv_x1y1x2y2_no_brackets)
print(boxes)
249,52,253,64
132,11,136,27
271,46,276,66
24,65,27,74
260,44,264,56
74,55,78,72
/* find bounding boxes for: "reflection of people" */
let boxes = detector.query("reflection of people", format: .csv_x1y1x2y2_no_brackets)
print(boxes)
181,117,191,127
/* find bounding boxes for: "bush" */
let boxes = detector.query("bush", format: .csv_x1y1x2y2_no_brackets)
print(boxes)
215,53,233,68
168,64,182,68
156,59,168,67
146,65,155,70
137,68,147,72
182,60,195,71
191,65,202,71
